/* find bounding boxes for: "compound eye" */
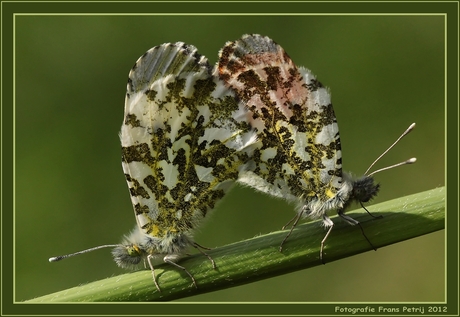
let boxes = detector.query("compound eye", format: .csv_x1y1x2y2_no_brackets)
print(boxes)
126,244,142,257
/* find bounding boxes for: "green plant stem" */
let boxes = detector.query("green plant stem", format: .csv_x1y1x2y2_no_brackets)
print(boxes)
27,187,445,302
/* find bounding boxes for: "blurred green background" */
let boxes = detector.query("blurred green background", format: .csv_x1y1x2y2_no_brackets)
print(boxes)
15,15,444,302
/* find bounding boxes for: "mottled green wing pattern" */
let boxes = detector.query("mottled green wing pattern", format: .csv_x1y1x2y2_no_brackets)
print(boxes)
121,42,256,243
218,34,347,221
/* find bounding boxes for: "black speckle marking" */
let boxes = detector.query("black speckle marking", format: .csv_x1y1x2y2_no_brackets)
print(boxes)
125,113,141,128
122,41,256,239
218,34,344,203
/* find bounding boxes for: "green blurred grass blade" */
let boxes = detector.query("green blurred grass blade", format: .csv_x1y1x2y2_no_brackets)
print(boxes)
27,187,445,302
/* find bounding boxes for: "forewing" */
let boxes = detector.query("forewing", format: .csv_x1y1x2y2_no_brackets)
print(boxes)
218,34,343,202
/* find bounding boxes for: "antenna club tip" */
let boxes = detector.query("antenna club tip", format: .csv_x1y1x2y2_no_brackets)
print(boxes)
408,157,417,163
409,123,416,129
49,257,58,262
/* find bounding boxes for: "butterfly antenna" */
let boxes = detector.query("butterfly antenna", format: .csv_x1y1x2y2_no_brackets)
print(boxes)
49,244,119,262
364,123,416,176
367,157,416,177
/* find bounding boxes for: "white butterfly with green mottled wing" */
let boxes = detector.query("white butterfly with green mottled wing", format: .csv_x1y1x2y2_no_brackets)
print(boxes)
116,42,257,289
217,34,382,259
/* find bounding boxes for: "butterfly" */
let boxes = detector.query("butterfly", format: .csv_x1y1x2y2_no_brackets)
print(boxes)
217,34,415,261
50,41,257,291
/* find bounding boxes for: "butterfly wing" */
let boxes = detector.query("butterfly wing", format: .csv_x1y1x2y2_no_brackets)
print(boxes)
121,42,256,238
218,34,344,218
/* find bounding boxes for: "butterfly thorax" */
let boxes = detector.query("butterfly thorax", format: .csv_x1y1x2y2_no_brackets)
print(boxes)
302,172,380,221
299,173,351,220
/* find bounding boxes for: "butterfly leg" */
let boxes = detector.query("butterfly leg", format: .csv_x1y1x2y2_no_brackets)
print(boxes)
320,215,334,264
163,255,198,289
193,242,216,269
147,254,162,292
282,214,298,230
360,202,383,219
279,207,306,252
337,209,377,251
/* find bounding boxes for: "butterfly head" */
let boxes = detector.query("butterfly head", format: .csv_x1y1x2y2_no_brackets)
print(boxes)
350,175,380,204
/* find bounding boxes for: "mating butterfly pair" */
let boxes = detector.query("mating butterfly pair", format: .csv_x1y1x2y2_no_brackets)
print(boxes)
50,34,415,292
